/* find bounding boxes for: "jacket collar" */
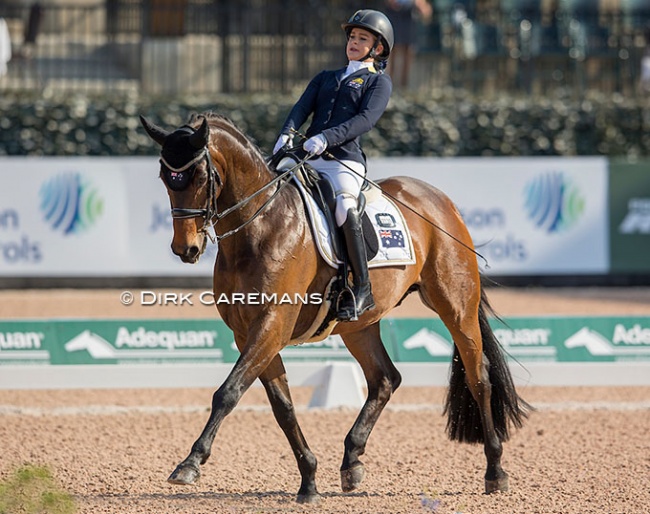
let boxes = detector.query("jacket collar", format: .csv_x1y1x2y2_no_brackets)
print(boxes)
340,60,376,81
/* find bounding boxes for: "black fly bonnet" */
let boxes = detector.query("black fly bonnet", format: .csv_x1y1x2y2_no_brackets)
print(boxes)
155,119,222,231
160,126,208,191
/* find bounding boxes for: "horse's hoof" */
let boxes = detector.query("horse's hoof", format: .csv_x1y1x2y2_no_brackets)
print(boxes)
485,475,509,494
296,492,321,504
168,463,200,485
341,464,365,492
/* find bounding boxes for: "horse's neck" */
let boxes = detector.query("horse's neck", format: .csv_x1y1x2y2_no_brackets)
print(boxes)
212,137,277,225
225,155,272,201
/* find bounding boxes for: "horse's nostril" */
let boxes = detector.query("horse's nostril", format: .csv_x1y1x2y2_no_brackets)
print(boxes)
172,243,201,261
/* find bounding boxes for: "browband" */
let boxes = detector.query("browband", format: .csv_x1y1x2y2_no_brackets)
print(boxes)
160,148,207,173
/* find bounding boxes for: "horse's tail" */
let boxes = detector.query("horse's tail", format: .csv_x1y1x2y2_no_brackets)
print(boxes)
444,286,531,444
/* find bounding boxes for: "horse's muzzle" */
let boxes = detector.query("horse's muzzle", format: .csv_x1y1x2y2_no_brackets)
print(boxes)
173,244,202,263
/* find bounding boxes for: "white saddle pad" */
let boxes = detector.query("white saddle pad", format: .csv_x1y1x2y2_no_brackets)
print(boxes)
294,178,416,269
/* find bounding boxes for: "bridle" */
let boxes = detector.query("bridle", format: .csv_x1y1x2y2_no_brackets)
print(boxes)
161,147,220,239
162,145,297,243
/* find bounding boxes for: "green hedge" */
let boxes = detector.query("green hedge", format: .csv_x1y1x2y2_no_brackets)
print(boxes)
2,91,650,158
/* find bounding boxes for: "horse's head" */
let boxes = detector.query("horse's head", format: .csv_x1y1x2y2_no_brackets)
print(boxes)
140,115,219,263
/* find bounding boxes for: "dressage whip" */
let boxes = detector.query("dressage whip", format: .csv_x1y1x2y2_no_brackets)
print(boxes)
288,128,490,268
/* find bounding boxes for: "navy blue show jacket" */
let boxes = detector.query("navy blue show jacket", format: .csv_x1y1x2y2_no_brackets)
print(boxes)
280,66,392,165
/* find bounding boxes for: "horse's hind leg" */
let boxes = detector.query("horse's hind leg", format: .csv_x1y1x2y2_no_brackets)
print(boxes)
339,322,402,492
259,355,320,504
451,337,509,493
421,283,511,493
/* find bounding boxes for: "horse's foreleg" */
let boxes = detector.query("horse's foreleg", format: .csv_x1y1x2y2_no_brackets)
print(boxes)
339,323,402,492
168,345,278,486
260,355,320,504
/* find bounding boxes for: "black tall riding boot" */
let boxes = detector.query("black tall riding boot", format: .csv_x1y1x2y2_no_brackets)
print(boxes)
337,208,375,321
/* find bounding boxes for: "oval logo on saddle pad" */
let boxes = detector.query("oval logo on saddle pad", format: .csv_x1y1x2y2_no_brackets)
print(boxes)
375,212,396,228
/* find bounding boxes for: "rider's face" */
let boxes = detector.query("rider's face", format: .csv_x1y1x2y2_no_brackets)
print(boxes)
346,28,383,62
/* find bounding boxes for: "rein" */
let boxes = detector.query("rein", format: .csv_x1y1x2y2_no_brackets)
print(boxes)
167,146,298,243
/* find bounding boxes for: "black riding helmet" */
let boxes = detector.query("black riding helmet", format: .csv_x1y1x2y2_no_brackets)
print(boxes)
342,9,394,61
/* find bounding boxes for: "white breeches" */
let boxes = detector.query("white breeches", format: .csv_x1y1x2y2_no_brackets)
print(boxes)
309,157,366,226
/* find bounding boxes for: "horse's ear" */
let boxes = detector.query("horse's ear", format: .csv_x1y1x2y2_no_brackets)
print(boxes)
140,115,169,147
189,116,210,149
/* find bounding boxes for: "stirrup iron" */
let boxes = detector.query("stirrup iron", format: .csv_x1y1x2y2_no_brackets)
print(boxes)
336,288,359,322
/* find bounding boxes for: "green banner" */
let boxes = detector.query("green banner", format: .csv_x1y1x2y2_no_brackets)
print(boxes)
0,319,238,366
382,317,650,363
1,317,649,366
609,160,650,273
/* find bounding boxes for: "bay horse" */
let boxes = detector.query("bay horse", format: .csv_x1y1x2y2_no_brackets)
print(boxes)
139,112,529,504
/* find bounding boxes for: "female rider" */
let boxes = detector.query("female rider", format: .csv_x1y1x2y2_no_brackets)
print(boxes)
273,9,394,321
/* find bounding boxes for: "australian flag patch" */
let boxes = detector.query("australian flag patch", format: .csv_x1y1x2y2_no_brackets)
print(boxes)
347,77,364,89
379,229,405,248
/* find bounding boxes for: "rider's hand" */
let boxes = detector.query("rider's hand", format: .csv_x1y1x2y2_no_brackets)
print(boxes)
303,134,327,156
273,134,292,155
